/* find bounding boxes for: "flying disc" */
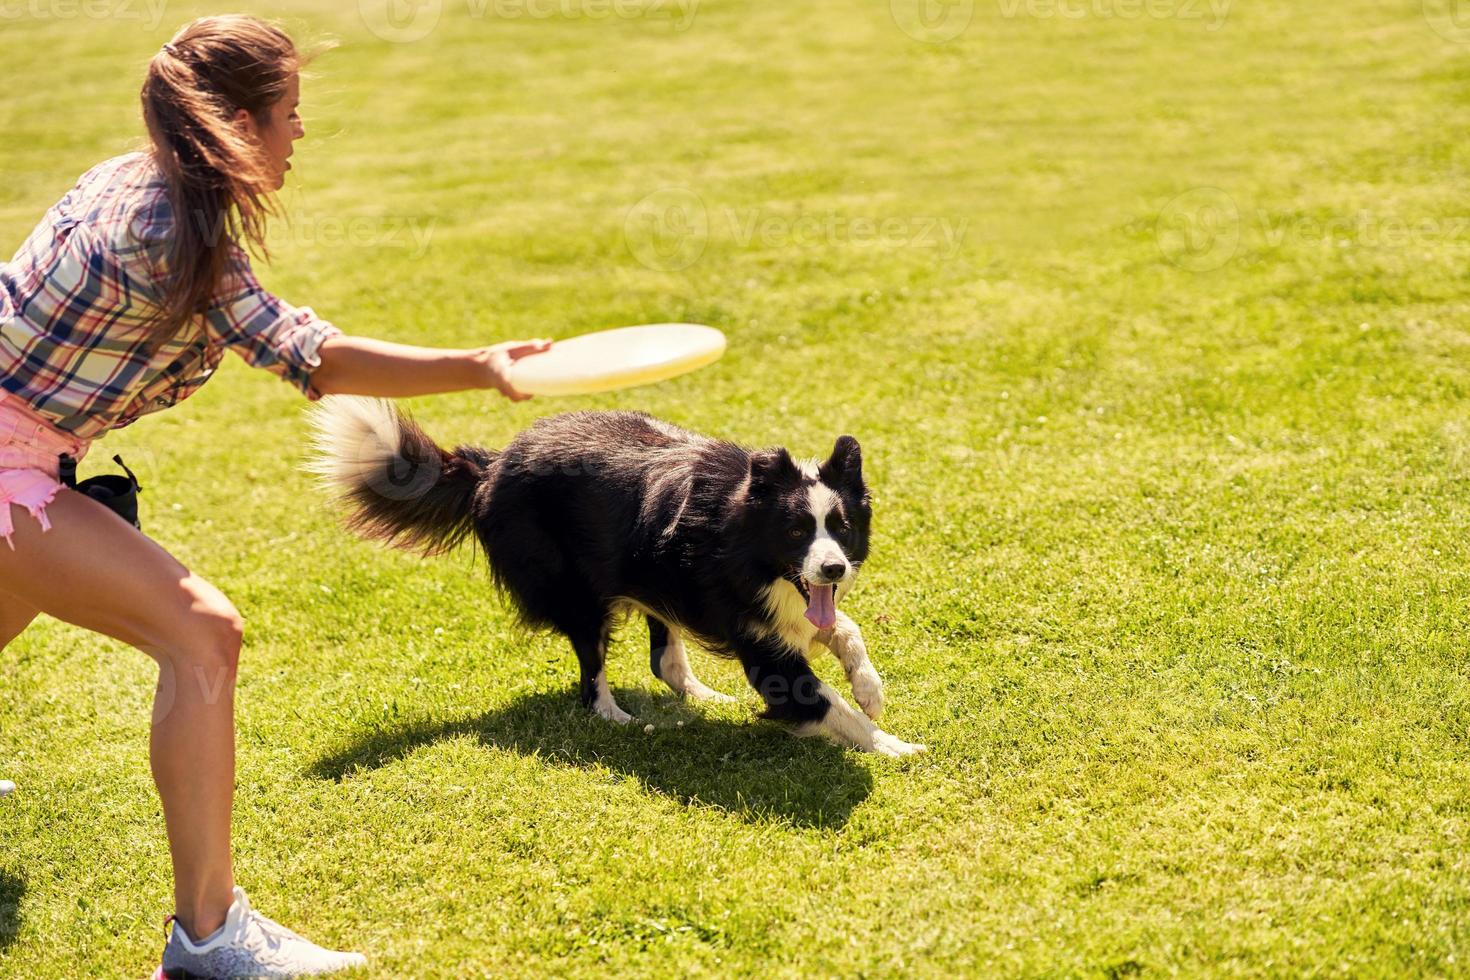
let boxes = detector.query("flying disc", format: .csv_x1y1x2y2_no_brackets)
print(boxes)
0,780,13,798
509,323,726,396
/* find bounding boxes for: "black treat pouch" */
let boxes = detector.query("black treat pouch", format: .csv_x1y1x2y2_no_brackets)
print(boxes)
58,453,143,530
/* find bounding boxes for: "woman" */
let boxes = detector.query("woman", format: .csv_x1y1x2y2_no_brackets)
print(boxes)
0,15,550,977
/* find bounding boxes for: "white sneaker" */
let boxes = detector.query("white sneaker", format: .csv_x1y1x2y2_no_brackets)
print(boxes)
156,886,366,978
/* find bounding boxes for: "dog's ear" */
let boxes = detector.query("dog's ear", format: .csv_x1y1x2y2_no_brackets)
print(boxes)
748,447,801,496
819,435,863,493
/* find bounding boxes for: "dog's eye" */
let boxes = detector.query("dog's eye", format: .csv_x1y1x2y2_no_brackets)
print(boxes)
787,526,807,540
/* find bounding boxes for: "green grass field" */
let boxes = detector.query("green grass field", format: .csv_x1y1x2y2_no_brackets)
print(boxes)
4,0,1470,975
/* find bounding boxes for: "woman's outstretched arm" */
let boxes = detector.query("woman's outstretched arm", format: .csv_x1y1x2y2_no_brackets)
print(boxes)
311,334,553,401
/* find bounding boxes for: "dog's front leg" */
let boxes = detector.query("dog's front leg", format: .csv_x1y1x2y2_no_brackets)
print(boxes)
814,612,884,721
738,634,924,757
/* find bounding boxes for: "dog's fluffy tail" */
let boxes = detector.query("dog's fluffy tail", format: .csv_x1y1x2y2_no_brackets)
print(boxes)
306,396,494,556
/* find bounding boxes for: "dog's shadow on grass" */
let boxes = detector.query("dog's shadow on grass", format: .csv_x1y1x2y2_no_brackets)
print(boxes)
0,869,23,951
309,689,873,830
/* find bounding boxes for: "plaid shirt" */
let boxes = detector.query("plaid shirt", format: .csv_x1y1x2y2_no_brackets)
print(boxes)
0,153,340,439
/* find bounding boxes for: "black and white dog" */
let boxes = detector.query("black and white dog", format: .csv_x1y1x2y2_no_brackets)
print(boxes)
309,398,925,756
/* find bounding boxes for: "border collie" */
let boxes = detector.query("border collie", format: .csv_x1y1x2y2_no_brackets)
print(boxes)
308,398,925,757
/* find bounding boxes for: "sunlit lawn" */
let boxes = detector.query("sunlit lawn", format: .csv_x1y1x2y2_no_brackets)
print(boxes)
3,0,1470,975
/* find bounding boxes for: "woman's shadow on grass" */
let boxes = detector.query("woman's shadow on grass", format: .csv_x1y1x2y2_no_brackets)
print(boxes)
0,869,23,951
309,689,873,830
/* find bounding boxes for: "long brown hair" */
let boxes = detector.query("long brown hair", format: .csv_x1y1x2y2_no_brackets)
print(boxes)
140,16,299,341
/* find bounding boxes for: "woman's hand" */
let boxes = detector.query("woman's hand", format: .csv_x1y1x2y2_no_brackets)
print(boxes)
473,338,554,401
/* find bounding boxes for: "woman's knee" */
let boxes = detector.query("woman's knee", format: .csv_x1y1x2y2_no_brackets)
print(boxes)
157,581,245,675
161,610,242,709
198,603,244,675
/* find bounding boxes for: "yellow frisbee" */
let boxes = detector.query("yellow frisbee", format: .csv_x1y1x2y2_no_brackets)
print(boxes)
508,323,727,397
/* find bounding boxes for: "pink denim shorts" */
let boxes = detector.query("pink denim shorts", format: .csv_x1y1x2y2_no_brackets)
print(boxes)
0,391,90,548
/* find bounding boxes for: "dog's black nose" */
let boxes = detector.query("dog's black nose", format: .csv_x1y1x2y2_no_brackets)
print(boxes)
821,561,847,580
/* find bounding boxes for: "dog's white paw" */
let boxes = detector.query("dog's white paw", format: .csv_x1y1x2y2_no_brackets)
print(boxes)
869,729,927,758
850,667,884,720
595,702,634,724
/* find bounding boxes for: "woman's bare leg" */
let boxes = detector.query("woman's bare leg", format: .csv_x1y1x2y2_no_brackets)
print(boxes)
0,490,240,940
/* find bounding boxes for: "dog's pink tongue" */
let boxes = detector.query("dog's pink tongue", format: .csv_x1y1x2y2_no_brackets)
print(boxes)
805,583,837,629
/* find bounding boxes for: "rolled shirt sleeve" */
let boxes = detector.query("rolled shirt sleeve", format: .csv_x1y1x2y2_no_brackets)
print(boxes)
204,246,342,399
